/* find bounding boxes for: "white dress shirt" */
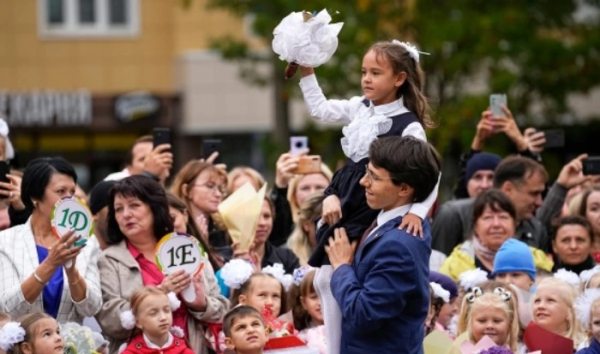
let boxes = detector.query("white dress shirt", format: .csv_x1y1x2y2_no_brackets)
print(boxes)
299,73,440,220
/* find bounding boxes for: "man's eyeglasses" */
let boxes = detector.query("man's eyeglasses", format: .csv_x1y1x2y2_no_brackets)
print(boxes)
364,165,393,184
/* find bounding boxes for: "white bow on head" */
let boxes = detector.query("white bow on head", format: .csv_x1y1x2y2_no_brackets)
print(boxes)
391,40,430,63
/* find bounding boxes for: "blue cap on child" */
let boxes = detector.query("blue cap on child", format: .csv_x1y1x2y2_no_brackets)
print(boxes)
492,239,536,281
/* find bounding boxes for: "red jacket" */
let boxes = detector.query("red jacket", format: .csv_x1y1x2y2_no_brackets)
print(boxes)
122,334,195,354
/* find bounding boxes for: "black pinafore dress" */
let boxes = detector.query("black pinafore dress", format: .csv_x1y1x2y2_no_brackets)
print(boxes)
308,110,419,266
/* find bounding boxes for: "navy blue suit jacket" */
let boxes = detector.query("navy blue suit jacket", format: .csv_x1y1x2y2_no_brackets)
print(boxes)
331,215,432,354
578,338,600,354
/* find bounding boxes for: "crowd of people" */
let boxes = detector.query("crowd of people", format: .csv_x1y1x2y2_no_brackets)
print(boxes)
0,38,597,354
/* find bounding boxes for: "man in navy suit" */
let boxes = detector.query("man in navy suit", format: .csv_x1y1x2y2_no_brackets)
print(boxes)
326,136,441,354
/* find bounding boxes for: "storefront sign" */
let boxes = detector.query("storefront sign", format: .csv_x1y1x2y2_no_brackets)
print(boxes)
0,90,92,127
114,91,160,122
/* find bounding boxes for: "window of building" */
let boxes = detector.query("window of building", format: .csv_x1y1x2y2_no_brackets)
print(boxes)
38,0,140,39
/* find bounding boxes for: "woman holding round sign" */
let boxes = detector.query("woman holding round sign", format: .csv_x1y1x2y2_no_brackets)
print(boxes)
97,175,227,354
0,157,102,323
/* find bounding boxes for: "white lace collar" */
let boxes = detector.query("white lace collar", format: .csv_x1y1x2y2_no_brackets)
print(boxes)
341,96,410,162
365,97,406,116
144,333,173,349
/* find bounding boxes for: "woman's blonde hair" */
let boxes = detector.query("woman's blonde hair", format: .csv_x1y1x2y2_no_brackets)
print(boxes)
463,292,519,352
287,164,333,224
534,277,586,347
227,167,265,195
286,192,325,265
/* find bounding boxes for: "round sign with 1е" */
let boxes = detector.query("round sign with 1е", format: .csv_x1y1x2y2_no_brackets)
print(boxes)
51,196,94,243
156,232,206,302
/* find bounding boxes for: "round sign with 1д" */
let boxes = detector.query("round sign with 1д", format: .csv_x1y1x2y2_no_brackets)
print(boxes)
51,196,94,241
156,232,206,302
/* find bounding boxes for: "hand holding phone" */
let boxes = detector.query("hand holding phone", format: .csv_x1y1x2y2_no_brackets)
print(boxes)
291,156,322,175
542,129,565,149
203,139,222,164
583,157,600,175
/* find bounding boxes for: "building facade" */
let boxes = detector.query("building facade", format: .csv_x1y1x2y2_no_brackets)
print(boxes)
0,0,309,188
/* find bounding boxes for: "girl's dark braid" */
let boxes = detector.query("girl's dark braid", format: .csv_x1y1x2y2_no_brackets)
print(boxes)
427,297,446,335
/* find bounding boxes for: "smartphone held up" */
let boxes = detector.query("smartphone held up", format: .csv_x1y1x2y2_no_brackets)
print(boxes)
583,157,600,176
290,136,308,156
289,136,321,174
153,128,171,148
490,94,507,117
0,161,9,200
203,139,222,164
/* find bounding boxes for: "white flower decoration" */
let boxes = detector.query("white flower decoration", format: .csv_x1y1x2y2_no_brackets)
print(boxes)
292,265,315,286
221,259,255,290
430,282,450,303
459,268,489,291
391,40,429,63
170,326,185,338
263,263,293,292
575,288,600,328
272,9,344,67
119,310,136,330
554,268,581,289
167,292,181,311
0,322,26,351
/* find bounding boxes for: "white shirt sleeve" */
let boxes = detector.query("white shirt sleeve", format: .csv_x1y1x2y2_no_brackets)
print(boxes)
299,74,363,124
402,121,440,219
409,173,441,219
402,122,427,141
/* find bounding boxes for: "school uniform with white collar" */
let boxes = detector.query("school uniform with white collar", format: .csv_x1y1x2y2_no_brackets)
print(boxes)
121,333,195,354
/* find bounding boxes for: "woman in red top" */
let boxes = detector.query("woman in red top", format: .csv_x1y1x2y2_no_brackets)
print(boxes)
97,175,228,354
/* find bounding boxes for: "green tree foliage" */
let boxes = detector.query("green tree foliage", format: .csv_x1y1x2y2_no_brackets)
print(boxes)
197,0,600,191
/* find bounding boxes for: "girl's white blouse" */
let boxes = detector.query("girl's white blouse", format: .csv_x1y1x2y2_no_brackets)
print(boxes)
299,73,439,219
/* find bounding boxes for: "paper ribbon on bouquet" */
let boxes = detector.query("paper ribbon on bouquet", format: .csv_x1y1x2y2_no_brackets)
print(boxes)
218,182,267,251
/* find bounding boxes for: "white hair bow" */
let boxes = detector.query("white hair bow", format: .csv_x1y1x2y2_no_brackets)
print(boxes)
0,322,26,351
391,40,430,63
120,292,181,330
